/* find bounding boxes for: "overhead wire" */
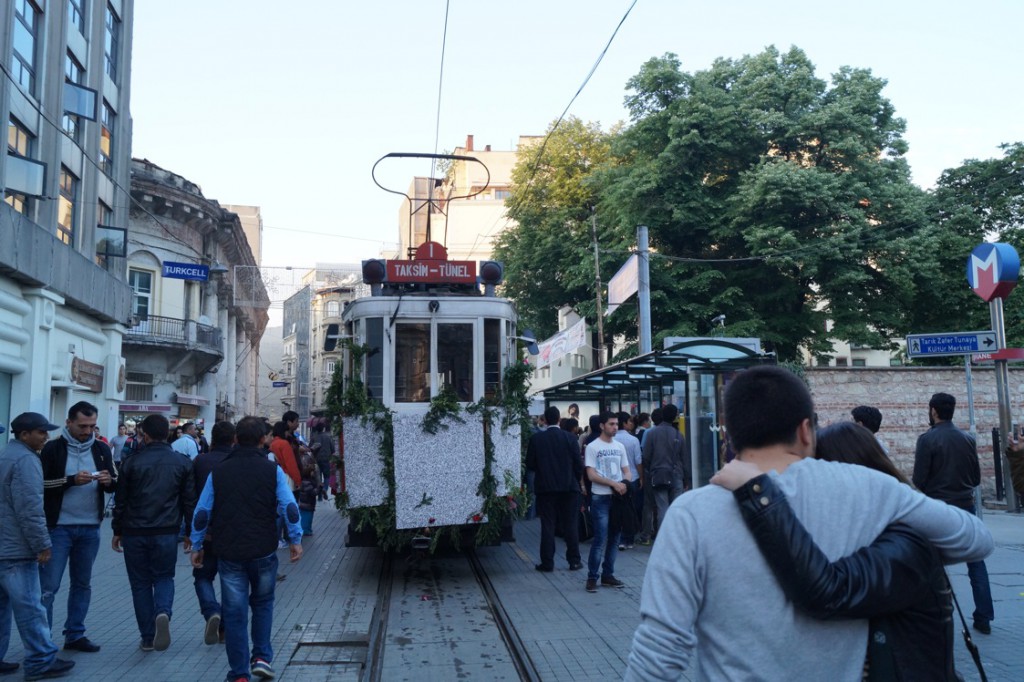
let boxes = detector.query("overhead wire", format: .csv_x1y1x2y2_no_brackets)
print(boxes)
430,0,451,181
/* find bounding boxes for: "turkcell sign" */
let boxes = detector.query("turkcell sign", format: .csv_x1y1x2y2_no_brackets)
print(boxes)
162,261,209,281
906,331,996,358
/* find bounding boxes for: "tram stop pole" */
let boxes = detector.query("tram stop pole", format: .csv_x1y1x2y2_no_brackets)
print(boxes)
990,297,1017,512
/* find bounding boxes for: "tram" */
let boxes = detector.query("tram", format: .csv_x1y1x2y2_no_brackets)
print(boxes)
338,154,533,550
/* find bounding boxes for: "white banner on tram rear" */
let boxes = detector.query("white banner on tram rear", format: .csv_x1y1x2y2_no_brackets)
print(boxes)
536,318,588,369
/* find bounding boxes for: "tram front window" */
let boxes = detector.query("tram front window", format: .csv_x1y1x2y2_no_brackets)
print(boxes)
438,323,473,401
395,323,431,402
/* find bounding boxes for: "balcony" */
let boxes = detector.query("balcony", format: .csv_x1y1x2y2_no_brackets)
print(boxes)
124,315,224,374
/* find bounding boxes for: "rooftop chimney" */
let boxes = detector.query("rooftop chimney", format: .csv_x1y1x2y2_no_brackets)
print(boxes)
485,144,491,152
466,135,474,151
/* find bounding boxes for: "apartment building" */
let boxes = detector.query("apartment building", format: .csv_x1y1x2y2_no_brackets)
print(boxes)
0,0,135,430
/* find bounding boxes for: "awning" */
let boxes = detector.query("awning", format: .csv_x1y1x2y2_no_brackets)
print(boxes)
174,392,210,406
539,339,774,402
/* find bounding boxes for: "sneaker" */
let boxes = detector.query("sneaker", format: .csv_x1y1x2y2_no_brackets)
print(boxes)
277,539,288,550
601,576,626,588
24,659,75,681
617,544,626,550
973,619,991,635
585,579,598,593
63,637,101,652
626,544,634,549
637,538,652,546
153,613,171,652
568,562,584,571
534,564,553,573
251,658,275,679
139,639,154,652
204,614,221,646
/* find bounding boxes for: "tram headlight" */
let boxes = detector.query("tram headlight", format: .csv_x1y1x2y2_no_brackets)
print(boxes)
479,261,504,286
362,259,386,284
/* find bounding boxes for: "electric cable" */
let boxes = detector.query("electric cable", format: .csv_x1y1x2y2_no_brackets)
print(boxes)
430,0,451,181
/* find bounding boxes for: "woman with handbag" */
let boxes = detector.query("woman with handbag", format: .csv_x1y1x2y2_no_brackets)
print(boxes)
713,422,969,682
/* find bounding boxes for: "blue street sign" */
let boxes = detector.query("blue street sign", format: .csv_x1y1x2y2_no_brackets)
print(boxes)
162,261,209,281
906,331,997,358
271,381,289,388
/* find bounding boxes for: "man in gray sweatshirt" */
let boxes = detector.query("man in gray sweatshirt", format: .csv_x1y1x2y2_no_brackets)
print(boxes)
625,366,994,681
0,413,75,680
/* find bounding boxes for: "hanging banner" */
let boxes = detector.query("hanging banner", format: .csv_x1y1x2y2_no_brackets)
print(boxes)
536,318,588,369
606,254,639,316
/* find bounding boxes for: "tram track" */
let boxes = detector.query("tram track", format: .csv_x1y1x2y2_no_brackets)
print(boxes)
360,547,541,681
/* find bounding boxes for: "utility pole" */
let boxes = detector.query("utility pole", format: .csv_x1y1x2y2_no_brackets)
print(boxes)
591,210,605,368
637,225,652,355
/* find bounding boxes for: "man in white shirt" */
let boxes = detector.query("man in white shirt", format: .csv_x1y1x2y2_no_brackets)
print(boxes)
583,412,631,593
172,422,199,460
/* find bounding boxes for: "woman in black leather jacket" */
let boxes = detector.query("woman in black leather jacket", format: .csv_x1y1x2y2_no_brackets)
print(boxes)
714,422,958,682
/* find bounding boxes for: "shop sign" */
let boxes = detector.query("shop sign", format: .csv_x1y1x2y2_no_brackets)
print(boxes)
71,358,104,393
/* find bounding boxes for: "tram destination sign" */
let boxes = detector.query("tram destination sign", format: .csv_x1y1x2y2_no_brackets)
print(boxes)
906,331,997,358
385,259,477,284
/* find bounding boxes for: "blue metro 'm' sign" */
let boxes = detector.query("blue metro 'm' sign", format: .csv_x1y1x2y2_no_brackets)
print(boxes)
966,243,1019,302
162,261,210,281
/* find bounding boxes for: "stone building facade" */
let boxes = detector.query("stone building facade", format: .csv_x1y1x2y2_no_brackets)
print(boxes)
806,366,1024,502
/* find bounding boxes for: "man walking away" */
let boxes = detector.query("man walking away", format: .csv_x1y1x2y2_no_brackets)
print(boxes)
112,415,196,652
852,405,889,453
625,366,993,680
191,416,303,682
192,421,236,645
40,400,116,653
309,421,334,501
640,404,685,542
584,412,631,593
526,406,584,573
913,392,994,634
1,413,75,680
613,412,642,550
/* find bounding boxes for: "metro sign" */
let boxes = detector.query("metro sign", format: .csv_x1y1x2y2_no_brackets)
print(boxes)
385,241,477,284
967,243,1020,302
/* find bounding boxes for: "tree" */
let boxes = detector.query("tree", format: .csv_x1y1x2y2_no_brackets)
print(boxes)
597,47,931,360
493,117,615,339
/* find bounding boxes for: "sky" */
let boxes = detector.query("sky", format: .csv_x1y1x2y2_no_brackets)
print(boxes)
129,0,1024,274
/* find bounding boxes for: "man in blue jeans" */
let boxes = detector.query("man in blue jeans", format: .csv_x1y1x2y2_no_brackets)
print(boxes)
40,401,117,653
913,392,995,634
112,414,196,652
583,412,631,593
1,412,75,680
191,416,303,682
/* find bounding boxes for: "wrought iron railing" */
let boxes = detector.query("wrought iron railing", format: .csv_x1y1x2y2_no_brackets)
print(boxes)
125,314,223,354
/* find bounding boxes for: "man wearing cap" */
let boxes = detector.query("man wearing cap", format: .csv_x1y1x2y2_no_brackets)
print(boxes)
1,413,76,680
39,401,116,654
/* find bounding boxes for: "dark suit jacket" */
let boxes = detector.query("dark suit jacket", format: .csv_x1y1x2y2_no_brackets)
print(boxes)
526,426,583,494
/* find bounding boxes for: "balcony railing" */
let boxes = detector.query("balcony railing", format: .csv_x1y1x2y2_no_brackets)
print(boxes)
125,314,223,354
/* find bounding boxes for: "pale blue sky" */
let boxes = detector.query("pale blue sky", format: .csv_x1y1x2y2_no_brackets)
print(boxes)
130,0,1024,269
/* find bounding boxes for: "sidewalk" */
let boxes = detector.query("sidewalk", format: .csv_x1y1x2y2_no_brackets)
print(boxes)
4,503,1021,681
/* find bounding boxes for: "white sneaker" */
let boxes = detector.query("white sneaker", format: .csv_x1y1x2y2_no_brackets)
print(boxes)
277,539,288,550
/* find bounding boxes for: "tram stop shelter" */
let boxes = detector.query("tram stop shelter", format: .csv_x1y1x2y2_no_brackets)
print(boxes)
537,338,774,488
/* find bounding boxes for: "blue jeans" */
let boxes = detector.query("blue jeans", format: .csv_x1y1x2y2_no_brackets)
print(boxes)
193,541,220,621
0,559,57,676
300,510,314,535
39,524,100,642
966,505,994,623
0,598,9,660
220,553,278,681
587,494,619,581
122,534,178,640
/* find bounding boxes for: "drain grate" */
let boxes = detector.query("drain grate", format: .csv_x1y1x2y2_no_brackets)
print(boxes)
291,639,369,665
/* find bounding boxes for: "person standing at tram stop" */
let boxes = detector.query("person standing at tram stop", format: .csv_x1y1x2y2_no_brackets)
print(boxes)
191,416,303,682
0,413,76,681
39,401,117,654
640,404,687,544
527,406,584,573
584,411,631,593
613,412,642,551
912,392,995,635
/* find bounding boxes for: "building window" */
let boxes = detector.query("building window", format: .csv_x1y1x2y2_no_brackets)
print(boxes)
62,53,86,140
125,372,154,402
325,300,340,318
12,0,41,95
99,101,114,175
835,357,849,367
5,117,33,214
67,0,85,35
816,356,831,367
890,358,903,367
58,167,78,246
325,360,336,376
104,3,120,82
128,269,153,319
852,358,867,367
494,189,511,201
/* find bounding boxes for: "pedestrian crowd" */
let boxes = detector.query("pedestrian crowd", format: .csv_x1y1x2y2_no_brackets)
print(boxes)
0,403,334,682
527,369,999,681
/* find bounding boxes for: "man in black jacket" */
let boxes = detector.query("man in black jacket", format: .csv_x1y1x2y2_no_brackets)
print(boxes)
526,406,584,572
39,401,116,653
190,416,303,682
112,414,196,652
191,421,235,645
913,392,994,634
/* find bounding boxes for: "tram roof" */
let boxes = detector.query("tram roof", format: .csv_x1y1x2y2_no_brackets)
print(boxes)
538,339,775,401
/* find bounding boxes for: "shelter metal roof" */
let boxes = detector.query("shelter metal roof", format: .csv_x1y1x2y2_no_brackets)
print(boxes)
538,339,774,401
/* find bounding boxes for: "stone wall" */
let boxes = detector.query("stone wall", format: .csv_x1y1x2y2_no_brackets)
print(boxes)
805,367,1024,501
